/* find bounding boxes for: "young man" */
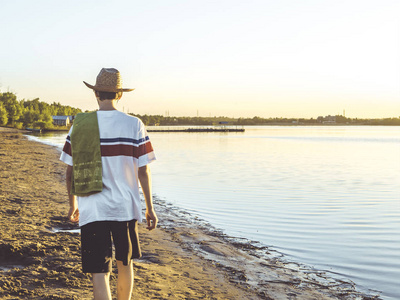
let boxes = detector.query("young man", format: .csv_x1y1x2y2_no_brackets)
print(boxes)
60,68,158,300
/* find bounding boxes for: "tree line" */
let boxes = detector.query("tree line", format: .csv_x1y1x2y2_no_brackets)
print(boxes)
1,91,398,129
129,114,236,126
0,92,82,129
130,113,400,126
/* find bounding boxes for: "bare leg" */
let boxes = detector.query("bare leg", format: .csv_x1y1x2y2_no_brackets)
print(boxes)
116,260,134,300
92,272,112,300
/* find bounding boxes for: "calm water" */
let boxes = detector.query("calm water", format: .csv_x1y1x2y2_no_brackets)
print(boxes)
29,126,400,299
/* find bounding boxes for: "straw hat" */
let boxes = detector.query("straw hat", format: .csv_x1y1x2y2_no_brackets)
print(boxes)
83,68,134,92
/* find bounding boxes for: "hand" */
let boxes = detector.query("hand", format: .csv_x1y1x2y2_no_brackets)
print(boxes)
68,206,79,223
145,209,158,230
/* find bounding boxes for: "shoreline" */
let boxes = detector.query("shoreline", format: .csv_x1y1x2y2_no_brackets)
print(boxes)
0,127,380,299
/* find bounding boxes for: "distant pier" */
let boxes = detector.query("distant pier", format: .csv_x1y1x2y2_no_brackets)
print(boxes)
147,127,245,133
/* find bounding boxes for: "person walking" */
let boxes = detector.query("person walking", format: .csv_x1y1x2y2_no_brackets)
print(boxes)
60,68,158,300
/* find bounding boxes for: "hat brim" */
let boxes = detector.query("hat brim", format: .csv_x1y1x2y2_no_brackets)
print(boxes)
83,81,134,92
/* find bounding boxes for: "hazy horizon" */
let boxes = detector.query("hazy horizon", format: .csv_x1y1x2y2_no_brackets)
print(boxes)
1,0,399,119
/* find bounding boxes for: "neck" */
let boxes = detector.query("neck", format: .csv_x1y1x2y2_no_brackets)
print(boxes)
97,99,118,111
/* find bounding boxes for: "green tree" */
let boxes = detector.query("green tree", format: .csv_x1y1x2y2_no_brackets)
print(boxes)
0,92,23,124
22,108,35,127
0,104,8,126
1,92,82,129
39,108,53,128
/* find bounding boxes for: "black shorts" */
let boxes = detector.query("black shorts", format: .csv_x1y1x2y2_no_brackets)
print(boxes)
80,219,141,273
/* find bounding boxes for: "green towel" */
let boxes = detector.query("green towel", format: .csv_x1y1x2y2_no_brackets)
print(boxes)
70,111,103,196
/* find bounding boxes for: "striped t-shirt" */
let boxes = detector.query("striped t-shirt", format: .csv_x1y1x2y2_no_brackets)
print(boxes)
60,110,156,227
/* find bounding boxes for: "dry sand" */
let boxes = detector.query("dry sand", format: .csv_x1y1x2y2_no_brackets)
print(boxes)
0,127,380,299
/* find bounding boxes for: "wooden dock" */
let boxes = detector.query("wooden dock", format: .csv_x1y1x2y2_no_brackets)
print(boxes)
147,127,245,133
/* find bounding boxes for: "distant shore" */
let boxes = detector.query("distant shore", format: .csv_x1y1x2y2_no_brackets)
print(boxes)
0,127,380,299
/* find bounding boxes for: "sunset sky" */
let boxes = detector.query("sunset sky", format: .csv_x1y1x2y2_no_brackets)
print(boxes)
1,0,399,118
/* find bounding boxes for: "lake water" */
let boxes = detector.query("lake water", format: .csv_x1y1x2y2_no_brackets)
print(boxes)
29,126,400,299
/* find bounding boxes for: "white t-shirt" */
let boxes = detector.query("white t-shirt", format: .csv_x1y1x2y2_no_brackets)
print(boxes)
60,110,156,227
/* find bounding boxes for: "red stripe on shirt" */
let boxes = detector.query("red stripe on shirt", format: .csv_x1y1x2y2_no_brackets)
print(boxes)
101,142,154,158
63,142,72,156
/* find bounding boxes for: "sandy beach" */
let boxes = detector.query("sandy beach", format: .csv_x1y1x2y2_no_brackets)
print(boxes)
0,127,379,300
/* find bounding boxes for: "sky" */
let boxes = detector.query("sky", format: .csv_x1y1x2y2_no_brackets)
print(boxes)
0,0,399,118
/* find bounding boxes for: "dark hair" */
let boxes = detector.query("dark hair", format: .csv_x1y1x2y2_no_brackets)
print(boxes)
95,91,122,101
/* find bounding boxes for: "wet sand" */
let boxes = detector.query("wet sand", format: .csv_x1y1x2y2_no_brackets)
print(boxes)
0,127,380,299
